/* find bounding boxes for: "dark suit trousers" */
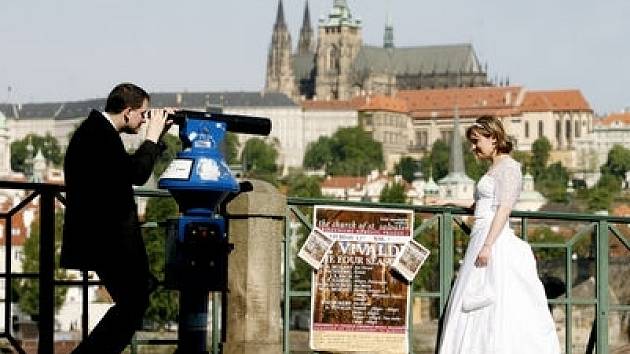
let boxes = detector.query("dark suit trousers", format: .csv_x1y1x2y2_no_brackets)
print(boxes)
72,261,156,354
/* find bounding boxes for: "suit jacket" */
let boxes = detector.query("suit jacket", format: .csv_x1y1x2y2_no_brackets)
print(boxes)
61,110,162,270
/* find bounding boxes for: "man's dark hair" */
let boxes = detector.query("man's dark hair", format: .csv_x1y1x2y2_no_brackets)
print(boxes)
104,83,150,114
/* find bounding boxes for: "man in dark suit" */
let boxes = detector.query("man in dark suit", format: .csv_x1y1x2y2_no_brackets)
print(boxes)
61,83,173,354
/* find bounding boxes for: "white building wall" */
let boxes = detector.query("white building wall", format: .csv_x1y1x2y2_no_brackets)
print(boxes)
225,106,304,170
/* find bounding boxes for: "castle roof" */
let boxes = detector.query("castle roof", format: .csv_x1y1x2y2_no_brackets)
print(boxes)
354,44,481,77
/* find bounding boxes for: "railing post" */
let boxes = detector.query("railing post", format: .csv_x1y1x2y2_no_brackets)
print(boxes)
38,189,55,354
224,180,285,354
596,220,609,354
439,211,454,312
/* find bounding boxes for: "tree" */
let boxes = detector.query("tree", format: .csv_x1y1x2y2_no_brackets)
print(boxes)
15,212,68,318
142,196,180,327
420,140,449,181
286,174,323,198
303,127,384,176
379,182,407,203
11,133,64,173
222,132,240,164
600,144,630,181
531,137,552,178
241,138,279,184
583,186,614,212
303,136,334,171
394,157,421,183
536,162,569,202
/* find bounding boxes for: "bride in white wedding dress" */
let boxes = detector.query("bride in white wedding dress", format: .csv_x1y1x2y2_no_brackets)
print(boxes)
432,116,560,354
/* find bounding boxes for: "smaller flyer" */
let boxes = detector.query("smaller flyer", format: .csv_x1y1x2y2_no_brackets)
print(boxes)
298,228,335,270
391,239,430,282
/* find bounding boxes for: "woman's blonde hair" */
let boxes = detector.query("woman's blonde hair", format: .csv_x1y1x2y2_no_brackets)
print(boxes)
465,115,513,154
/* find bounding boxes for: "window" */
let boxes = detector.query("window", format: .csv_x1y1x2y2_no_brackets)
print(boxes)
565,120,571,139
441,130,453,144
524,121,529,138
538,121,544,138
556,120,561,139
416,130,428,148
327,46,339,72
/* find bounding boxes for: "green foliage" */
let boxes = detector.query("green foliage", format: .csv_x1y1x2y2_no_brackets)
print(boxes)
535,162,569,202
242,138,279,184
15,212,68,318
303,136,334,171
10,133,64,173
286,173,323,198
420,140,449,181
394,157,422,183
142,196,180,327
600,144,630,180
222,132,240,164
303,127,384,176
582,186,614,212
153,133,182,178
379,182,407,203
575,146,628,212
418,139,488,181
531,137,552,178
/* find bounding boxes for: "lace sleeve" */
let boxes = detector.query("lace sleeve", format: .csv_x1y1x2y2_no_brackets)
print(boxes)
493,159,522,209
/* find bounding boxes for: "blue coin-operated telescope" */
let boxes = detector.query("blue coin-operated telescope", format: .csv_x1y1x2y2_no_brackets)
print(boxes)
158,109,271,354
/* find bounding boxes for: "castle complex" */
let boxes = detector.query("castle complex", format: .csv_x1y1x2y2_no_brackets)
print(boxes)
265,0,490,102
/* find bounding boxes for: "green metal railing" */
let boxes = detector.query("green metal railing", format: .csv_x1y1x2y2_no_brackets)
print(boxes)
0,180,627,354
283,197,630,354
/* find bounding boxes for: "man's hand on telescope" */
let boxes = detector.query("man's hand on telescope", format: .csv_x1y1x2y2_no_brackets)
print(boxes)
145,108,176,143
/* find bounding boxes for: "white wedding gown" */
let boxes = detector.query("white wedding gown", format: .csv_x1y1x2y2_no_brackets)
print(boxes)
438,157,560,354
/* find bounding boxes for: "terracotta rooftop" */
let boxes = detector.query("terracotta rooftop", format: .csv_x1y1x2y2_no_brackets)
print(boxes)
358,95,409,114
0,199,29,246
596,112,630,127
321,176,366,189
301,96,367,111
521,90,592,112
395,86,523,119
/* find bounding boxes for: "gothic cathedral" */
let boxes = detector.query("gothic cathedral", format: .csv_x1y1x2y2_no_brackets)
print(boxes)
265,0,491,102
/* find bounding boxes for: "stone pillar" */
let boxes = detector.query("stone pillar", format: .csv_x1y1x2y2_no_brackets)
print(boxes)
223,180,286,354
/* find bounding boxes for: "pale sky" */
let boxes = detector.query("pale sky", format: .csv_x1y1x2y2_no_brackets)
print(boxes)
1,0,628,115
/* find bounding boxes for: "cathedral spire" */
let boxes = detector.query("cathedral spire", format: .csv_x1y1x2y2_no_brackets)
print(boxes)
274,0,287,30
383,3,394,49
265,0,295,99
437,106,475,202
298,0,315,55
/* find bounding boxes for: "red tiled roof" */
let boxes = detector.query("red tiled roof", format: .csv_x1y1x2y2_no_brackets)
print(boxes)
358,95,409,114
301,96,367,111
521,90,592,112
321,176,366,189
395,86,523,119
597,112,630,127
0,199,29,246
